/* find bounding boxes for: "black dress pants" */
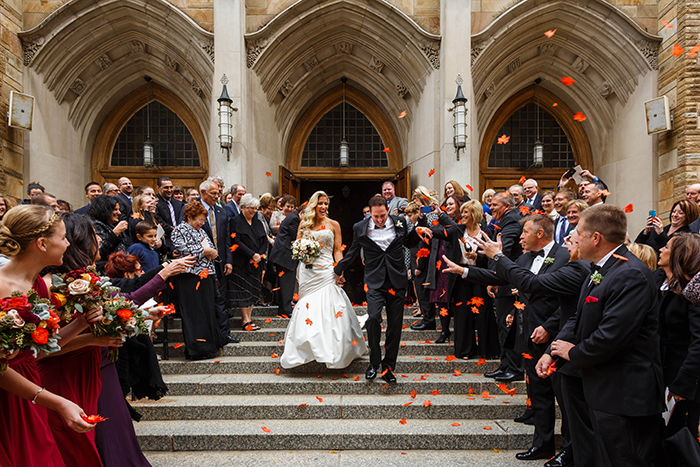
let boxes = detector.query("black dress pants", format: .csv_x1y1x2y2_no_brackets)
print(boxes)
365,282,405,371
276,264,297,317
590,408,659,467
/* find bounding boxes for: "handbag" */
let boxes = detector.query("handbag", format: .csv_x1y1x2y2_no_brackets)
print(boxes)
665,426,700,466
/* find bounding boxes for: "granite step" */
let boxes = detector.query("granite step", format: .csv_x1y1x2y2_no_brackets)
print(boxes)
157,325,444,340
157,355,501,375
214,306,420,318
159,314,430,330
131,393,532,421
160,372,525,396
134,418,542,451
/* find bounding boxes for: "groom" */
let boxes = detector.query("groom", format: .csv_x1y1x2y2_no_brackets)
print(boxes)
334,195,427,383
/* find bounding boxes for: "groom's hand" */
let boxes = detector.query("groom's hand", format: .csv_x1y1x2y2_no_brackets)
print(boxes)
441,255,465,276
334,274,346,286
474,232,502,259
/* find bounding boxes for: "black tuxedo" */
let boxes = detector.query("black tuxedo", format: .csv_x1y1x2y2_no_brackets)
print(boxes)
199,199,233,339
556,246,663,466
269,211,300,316
156,194,184,241
334,215,420,371
115,192,133,221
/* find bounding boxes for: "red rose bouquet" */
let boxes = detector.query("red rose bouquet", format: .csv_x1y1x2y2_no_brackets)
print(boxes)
50,266,119,323
96,296,149,361
0,290,61,372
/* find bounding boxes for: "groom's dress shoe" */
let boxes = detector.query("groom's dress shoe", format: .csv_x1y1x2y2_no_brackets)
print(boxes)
365,365,378,380
381,368,397,383
411,321,436,331
544,450,574,467
494,371,524,383
515,446,554,461
484,368,505,378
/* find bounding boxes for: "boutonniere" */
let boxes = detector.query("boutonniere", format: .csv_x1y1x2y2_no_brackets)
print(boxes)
584,295,599,303
395,220,403,229
590,272,604,285
544,257,554,265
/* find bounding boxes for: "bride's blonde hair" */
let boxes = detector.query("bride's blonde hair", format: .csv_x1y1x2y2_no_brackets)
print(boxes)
298,191,330,235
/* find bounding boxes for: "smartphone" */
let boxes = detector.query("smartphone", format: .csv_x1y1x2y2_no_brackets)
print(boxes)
648,209,656,218
564,167,576,179
421,206,432,214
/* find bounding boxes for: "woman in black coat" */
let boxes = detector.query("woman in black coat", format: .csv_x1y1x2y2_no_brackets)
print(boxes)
657,233,700,462
636,200,699,254
227,193,268,331
88,195,130,273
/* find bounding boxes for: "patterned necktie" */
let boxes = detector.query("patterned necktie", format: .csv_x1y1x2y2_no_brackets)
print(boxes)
208,207,218,248
167,200,177,227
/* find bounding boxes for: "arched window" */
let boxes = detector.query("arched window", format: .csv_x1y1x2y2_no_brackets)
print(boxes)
488,102,575,169
301,103,388,168
111,101,200,167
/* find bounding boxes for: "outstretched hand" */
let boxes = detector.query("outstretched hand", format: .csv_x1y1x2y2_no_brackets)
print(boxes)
474,232,502,259
441,255,464,276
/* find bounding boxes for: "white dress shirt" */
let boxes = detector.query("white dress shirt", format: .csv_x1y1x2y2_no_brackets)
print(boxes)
530,240,556,274
367,217,396,251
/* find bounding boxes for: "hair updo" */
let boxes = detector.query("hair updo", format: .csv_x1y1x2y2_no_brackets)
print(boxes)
0,205,60,257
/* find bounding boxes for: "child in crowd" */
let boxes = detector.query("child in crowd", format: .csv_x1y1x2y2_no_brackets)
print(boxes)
126,220,160,273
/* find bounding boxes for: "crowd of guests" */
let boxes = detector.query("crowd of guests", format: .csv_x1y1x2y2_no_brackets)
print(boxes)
1,166,700,466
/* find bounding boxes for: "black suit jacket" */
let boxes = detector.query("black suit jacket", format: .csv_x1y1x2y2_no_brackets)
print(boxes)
334,215,419,290
553,216,573,245
224,200,240,219
269,211,300,271
229,214,268,270
75,203,90,215
556,245,664,416
524,194,543,211
156,194,184,236
199,201,232,274
655,270,700,402
115,192,133,221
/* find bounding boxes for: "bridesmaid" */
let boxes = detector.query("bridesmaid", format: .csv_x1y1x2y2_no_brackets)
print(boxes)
0,205,98,466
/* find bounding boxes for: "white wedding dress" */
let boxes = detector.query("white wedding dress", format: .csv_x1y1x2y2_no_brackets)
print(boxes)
280,229,368,369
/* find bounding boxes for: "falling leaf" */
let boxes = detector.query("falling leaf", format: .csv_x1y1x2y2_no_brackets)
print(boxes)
428,168,436,177
546,361,557,376
261,426,271,433
431,219,439,226
623,203,634,213
522,353,533,360
552,103,558,107
383,148,391,153
380,369,389,377
388,288,396,296
468,297,484,307
573,112,587,122
399,418,407,424
340,244,346,252
230,233,237,239
398,110,407,118
196,338,206,342
465,184,474,192
174,343,184,349
612,253,629,261
306,303,310,310
423,400,432,407
689,45,700,57
364,284,369,293
305,318,313,325
198,269,209,279
439,308,449,317
316,396,323,403
526,397,532,407
277,339,284,344
293,293,300,301
82,415,108,423
131,213,141,219
436,260,442,270
416,248,430,258
230,244,239,252
514,301,525,310
519,205,531,216
352,339,358,346
662,19,674,29
452,422,461,427
497,134,510,145
402,401,414,407
335,311,343,318
498,383,517,396
265,171,272,177
471,306,480,314
673,44,685,56
561,77,576,86
519,176,527,184
382,384,388,390
274,369,280,374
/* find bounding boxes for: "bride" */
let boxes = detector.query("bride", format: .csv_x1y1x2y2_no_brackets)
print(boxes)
280,191,368,369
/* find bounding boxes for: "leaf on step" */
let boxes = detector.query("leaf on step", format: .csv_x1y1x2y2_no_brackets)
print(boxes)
402,401,414,407
174,343,184,349
274,369,280,374
271,353,278,358
410,390,417,398
430,389,440,396
261,426,271,433
399,418,407,424
316,396,323,403
423,400,432,407
353,376,360,381
451,422,461,427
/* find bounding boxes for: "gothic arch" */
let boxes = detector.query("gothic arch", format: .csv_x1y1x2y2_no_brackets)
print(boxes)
287,85,403,179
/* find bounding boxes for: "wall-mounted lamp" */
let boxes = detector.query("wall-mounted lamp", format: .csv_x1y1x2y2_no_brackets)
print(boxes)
452,74,468,161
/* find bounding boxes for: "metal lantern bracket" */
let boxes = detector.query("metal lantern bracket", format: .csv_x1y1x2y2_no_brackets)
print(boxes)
452,74,468,161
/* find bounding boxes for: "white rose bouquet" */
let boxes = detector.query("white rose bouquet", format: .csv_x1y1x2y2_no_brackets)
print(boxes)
292,238,323,269
50,266,119,323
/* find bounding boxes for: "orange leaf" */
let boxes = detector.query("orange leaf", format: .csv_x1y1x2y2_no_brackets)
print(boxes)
440,289,446,297
245,324,254,331
353,375,360,381
388,288,396,296
544,28,557,38
278,271,285,277
546,361,557,376
455,302,463,307
552,103,558,107
573,112,587,122
131,213,141,219
476,358,486,366
522,353,533,360
561,77,575,86
519,176,527,184
265,171,272,177
380,369,389,377
230,244,239,252
293,293,300,301
423,400,432,407
196,338,206,342
402,401,414,407
612,253,628,261
274,369,280,374
498,383,517,396
306,303,309,310
253,261,259,268
468,296,484,307
383,148,391,153
364,284,369,293
230,233,237,239
316,396,323,403
436,260,442,270
519,205,531,216
673,43,685,56
195,281,201,290
483,426,492,430
410,390,417,398
399,418,407,424
335,311,343,318
514,301,525,310
428,168,435,177
198,269,209,279
689,45,700,58
451,422,461,427
471,306,480,314
340,244,346,251
416,248,430,258
352,339,358,346
439,308,449,317
430,389,441,396
623,203,634,213
445,355,457,362
277,339,284,344
662,19,673,29
299,403,307,406
271,353,278,358
398,110,407,118
431,219,439,226
497,134,510,145
465,184,473,192
382,384,388,390
261,426,271,433
81,414,108,423
526,397,532,407
265,318,272,323
174,343,184,349
305,318,313,325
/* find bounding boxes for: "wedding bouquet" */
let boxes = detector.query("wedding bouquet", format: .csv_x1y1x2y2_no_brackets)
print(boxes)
96,296,149,361
292,238,322,269
0,291,61,372
50,266,119,323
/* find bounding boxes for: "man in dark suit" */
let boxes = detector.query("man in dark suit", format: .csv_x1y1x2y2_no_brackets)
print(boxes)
484,191,524,382
445,214,569,461
198,180,238,345
334,195,426,383
523,178,543,211
156,177,184,250
553,190,576,245
75,181,103,215
224,184,246,219
540,204,664,467
115,177,134,221
269,205,301,317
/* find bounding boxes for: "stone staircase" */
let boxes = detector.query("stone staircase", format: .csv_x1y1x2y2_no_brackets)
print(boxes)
134,305,554,456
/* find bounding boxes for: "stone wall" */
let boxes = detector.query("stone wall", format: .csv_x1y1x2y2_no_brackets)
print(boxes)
472,0,658,35
244,0,440,34
0,0,24,199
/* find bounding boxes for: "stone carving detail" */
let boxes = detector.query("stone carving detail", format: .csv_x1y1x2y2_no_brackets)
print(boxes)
396,82,407,98
246,38,267,68
335,42,353,55
420,41,440,69
471,40,486,67
636,39,659,70
484,81,496,98
165,55,178,71
126,40,145,54
97,54,112,70
573,56,588,74
508,57,521,73
69,78,86,95
201,39,215,64
540,44,557,56
598,82,612,98
304,56,318,73
191,80,202,97
280,80,293,97
368,56,384,73
22,35,44,66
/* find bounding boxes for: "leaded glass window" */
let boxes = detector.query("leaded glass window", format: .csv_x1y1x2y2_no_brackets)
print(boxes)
302,103,388,168
111,101,200,167
489,102,574,169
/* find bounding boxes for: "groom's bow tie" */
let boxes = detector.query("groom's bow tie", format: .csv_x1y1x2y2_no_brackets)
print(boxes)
529,250,545,259
374,224,386,229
